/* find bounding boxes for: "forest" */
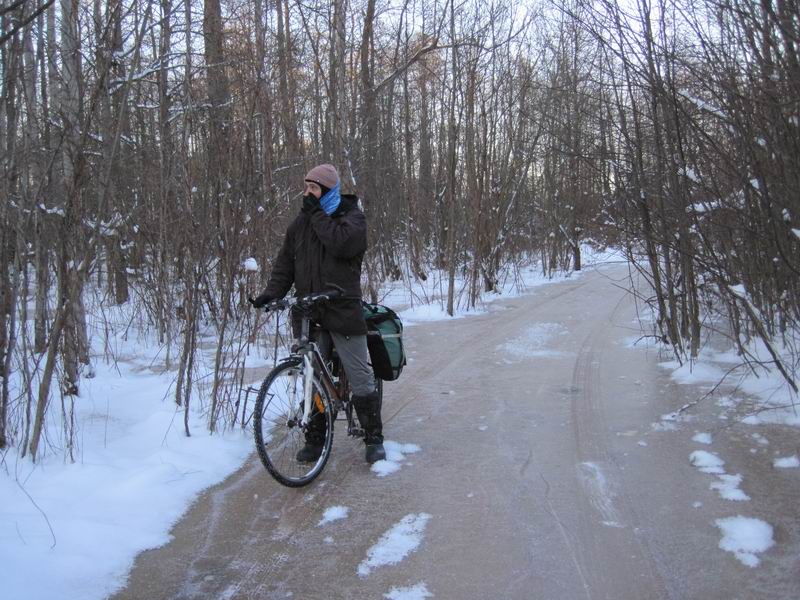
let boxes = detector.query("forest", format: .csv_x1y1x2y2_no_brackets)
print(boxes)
1,0,798,460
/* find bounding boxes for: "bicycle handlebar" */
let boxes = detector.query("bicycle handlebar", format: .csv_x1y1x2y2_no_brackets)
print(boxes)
260,288,344,313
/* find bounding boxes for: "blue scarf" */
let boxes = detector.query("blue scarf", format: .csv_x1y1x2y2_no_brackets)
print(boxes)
320,181,341,215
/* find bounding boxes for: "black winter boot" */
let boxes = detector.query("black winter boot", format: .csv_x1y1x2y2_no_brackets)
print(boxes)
365,443,386,463
296,411,327,462
296,443,323,463
353,390,385,463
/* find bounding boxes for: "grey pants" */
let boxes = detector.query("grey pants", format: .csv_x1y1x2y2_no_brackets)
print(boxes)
314,330,376,397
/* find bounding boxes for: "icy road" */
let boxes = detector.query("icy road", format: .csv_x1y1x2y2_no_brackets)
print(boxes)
113,264,799,599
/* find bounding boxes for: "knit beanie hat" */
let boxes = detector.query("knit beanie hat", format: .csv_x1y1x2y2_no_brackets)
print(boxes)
304,164,339,190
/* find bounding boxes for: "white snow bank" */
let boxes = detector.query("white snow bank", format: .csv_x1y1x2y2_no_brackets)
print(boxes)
242,257,259,272
385,582,434,599
371,440,421,478
659,340,800,427
318,506,349,526
399,303,472,324
358,513,431,577
715,516,774,567
773,455,799,468
741,410,800,427
383,243,617,327
661,359,727,386
1,330,254,600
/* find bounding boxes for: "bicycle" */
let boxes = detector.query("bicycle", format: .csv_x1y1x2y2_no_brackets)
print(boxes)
253,288,383,487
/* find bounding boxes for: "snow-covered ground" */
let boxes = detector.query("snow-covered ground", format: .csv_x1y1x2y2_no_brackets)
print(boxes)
0,246,622,600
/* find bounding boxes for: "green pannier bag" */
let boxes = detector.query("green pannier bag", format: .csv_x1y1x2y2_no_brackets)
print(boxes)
362,302,406,381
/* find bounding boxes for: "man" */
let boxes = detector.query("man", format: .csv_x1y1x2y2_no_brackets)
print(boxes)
249,164,386,464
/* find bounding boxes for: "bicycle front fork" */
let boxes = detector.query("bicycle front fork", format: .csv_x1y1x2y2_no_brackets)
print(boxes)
301,353,314,427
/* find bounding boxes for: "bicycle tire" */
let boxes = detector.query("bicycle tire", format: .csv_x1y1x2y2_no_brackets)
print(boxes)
254,358,334,487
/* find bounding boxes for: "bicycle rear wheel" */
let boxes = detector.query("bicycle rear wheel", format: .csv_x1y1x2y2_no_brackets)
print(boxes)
254,358,334,487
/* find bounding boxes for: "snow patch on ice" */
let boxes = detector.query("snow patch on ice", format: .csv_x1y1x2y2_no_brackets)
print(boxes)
660,409,693,423
690,450,725,474
384,582,434,599
692,432,713,444
318,506,349,526
710,474,750,501
651,420,678,431
358,513,431,577
773,455,799,468
690,452,750,501
498,322,569,359
715,516,774,567
371,441,421,477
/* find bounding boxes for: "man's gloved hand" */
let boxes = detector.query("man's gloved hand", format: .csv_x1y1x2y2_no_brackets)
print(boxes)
248,291,273,308
302,193,321,214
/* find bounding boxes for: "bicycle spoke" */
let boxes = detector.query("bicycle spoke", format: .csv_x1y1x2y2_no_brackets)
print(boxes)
254,360,334,486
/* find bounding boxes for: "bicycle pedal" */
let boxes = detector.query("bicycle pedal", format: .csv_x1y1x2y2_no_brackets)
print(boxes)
350,427,365,438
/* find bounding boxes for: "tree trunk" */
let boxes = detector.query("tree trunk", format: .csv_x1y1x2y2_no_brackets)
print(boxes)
445,0,458,316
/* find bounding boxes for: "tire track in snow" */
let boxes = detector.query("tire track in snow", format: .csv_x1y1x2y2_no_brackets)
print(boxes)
577,462,622,528
565,286,667,597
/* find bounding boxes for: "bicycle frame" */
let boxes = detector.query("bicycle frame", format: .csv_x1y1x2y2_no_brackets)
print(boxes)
261,288,362,439
294,309,353,432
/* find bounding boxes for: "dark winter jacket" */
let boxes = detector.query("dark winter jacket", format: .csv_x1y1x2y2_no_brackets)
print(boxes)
262,193,367,335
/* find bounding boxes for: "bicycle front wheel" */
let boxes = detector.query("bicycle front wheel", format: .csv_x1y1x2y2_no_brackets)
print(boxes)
254,358,334,487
